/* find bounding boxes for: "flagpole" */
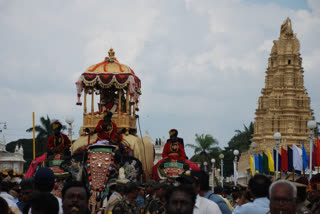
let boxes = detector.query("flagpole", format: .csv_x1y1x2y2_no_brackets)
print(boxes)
33,112,36,160
307,120,316,181
292,168,295,181
274,132,281,180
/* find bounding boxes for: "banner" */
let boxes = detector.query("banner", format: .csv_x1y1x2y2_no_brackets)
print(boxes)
293,144,302,172
281,147,288,172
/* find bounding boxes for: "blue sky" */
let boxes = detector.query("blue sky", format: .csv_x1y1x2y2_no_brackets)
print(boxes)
0,0,319,157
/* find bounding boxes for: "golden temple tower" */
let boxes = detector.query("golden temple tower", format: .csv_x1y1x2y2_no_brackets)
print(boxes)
251,18,313,153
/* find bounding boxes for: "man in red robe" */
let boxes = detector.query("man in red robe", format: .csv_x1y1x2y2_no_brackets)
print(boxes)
95,112,118,143
162,129,186,160
152,129,199,180
47,121,71,158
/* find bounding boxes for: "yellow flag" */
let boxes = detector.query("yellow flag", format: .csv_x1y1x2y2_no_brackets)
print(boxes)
267,150,275,173
250,156,254,175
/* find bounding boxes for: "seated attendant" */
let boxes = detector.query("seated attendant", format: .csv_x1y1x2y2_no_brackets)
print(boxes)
95,112,118,144
162,129,186,161
47,121,71,158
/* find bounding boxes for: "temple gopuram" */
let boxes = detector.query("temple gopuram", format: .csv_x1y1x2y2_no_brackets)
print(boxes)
238,18,314,180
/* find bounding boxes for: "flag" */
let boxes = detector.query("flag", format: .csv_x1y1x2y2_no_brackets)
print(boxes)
293,144,302,172
259,154,263,174
250,156,254,176
233,160,238,184
267,150,275,173
281,147,288,172
302,142,309,172
255,154,259,174
263,152,269,174
273,149,281,172
317,136,320,166
288,146,293,172
312,143,317,169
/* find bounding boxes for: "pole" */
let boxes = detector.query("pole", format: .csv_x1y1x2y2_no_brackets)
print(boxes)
221,159,224,188
212,163,215,192
309,129,313,180
32,112,35,160
276,141,279,180
234,155,238,185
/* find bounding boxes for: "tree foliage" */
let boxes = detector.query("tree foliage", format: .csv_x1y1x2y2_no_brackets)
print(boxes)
223,122,254,176
186,134,221,170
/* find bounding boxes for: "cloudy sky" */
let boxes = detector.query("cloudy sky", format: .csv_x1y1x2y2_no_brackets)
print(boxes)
1,0,319,157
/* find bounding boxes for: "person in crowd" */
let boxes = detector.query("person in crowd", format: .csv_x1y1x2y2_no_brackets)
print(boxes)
102,179,128,214
144,182,168,214
17,178,33,214
308,173,320,213
0,179,19,210
232,174,271,214
47,121,71,158
198,171,231,214
214,186,234,212
144,180,157,209
230,186,241,208
112,181,140,214
31,192,59,214
100,178,117,211
61,181,90,214
178,170,222,214
165,184,196,214
135,182,145,211
33,167,63,214
0,196,9,214
295,177,311,214
268,180,297,214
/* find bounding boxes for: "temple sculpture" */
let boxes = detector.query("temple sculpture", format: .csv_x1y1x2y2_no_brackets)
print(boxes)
237,18,314,180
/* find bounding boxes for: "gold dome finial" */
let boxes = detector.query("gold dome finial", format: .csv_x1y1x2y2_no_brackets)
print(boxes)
108,48,115,58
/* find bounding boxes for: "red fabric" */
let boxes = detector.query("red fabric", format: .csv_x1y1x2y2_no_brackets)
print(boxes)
281,147,288,171
47,133,71,155
162,140,186,161
152,159,200,181
312,143,317,168
24,153,46,178
95,120,117,142
317,136,320,166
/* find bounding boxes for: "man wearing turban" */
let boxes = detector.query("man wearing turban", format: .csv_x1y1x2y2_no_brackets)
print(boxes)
47,121,71,158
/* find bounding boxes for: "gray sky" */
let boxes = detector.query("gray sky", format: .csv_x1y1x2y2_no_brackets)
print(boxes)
0,0,319,157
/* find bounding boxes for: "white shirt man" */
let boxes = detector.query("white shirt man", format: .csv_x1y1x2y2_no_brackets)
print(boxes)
194,195,222,214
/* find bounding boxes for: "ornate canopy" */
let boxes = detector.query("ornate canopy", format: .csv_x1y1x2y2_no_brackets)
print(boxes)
79,48,141,92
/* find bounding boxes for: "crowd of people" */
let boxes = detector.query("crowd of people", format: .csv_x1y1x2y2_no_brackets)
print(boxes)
1,166,320,214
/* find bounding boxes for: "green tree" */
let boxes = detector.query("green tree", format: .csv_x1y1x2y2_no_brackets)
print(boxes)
228,122,254,152
186,134,221,169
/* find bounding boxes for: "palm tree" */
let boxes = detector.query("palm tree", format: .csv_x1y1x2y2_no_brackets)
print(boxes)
186,134,220,168
26,115,66,139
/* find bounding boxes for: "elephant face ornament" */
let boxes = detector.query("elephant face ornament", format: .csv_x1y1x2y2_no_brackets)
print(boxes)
88,146,115,190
